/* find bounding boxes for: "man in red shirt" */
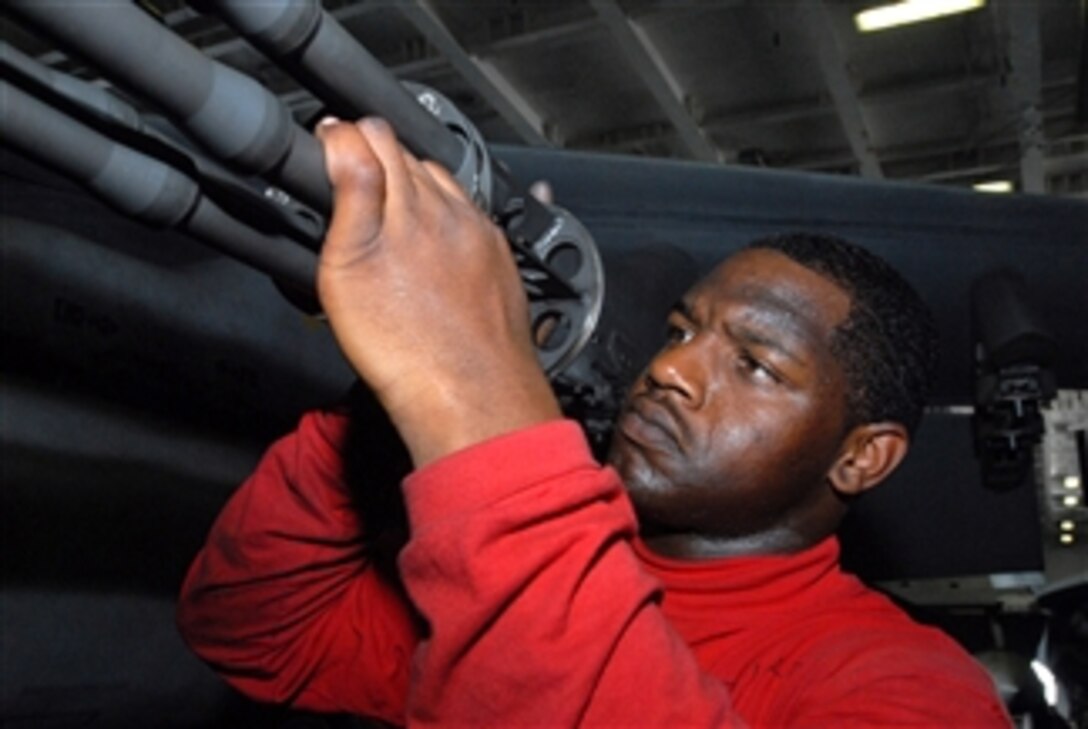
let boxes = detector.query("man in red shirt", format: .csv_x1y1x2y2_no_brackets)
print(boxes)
177,117,1010,726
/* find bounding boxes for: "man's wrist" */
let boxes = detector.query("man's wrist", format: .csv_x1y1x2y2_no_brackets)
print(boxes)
381,369,562,467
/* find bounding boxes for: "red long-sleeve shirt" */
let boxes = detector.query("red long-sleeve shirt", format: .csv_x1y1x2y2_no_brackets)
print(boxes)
177,409,1010,727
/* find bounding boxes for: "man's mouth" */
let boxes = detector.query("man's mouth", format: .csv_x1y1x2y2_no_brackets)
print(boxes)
617,398,681,452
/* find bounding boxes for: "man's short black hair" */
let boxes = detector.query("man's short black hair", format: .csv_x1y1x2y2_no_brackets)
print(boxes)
747,232,938,435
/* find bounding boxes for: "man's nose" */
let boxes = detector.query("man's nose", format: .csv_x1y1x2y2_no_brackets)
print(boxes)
644,339,704,407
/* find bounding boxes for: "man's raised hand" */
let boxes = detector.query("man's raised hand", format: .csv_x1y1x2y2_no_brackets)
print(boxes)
315,117,560,466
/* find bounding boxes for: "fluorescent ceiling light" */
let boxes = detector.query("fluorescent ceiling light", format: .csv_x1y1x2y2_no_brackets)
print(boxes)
855,0,986,33
973,179,1013,193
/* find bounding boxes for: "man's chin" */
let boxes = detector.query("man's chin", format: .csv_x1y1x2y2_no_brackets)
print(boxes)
607,437,671,496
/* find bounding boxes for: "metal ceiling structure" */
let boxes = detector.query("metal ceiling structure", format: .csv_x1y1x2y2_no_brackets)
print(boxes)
4,0,1086,198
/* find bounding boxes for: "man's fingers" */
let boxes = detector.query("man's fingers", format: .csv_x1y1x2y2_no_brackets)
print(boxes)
421,159,472,204
358,117,416,213
316,117,385,267
529,180,553,205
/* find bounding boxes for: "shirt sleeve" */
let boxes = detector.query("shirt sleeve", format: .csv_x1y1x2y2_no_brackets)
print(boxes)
397,419,745,728
175,408,420,725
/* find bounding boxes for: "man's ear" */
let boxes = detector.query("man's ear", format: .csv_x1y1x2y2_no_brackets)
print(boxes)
828,422,910,497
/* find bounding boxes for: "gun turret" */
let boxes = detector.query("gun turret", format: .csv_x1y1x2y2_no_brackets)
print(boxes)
2,0,680,440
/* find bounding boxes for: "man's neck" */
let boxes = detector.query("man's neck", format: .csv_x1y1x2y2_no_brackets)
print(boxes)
639,524,826,561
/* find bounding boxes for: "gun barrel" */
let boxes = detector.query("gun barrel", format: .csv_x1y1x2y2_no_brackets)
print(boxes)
2,79,198,228
1,41,143,131
2,79,318,292
7,0,331,215
206,0,560,235
208,0,465,172
5,0,605,379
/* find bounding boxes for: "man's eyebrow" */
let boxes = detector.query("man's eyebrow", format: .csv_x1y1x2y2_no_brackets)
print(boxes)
729,288,827,363
669,289,829,363
669,299,694,320
731,323,804,363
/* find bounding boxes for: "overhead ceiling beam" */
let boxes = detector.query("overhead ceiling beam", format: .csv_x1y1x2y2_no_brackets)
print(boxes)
588,0,721,163
486,17,600,54
795,0,883,179
572,97,1080,181
917,163,1009,183
708,77,991,130
793,140,1013,173
397,0,553,147
789,118,1083,176
915,151,1087,184
159,6,201,27
994,0,1047,193
704,71,1077,130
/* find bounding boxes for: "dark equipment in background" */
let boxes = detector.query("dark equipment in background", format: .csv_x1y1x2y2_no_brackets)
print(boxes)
971,270,1058,491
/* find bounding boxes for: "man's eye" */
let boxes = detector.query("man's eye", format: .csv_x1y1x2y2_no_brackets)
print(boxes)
738,351,780,384
666,324,693,345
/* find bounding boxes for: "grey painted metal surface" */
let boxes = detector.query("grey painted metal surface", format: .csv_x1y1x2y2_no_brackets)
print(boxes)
495,144,1088,400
